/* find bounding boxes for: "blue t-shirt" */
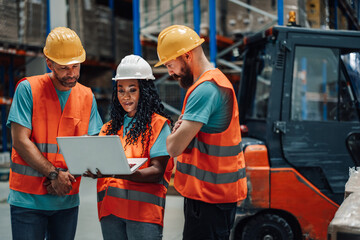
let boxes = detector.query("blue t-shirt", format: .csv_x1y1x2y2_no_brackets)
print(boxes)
182,81,232,133
7,80,103,210
123,115,170,158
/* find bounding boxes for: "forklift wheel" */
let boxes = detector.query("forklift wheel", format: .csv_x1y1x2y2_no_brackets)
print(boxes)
241,213,294,240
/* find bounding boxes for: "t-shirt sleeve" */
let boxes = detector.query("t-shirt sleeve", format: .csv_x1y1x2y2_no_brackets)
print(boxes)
87,94,104,136
182,81,221,125
6,80,33,130
149,122,171,158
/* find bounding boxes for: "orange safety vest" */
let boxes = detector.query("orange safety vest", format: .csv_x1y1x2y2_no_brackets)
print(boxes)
97,113,173,226
9,74,93,195
174,68,247,203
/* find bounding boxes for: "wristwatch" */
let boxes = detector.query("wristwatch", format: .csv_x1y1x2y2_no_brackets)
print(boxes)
48,168,60,180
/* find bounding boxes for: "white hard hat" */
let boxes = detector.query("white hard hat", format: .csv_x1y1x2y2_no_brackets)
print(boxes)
112,54,155,81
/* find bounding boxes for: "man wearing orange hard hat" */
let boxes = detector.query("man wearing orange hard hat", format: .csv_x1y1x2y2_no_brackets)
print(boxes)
6,27,103,239
155,25,247,240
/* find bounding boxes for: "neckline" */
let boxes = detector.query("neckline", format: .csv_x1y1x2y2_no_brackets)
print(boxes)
195,68,216,82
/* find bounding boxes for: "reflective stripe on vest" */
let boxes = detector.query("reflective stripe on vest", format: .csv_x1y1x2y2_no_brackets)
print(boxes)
98,190,106,202
188,137,242,157
103,186,166,207
10,160,43,177
11,142,60,177
177,161,246,184
97,178,169,203
158,177,169,189
34,143,58,154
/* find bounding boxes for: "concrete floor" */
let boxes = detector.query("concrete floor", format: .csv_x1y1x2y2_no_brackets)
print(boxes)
0,178,184,240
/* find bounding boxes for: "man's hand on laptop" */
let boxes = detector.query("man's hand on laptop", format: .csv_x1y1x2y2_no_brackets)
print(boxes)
49,171,75,196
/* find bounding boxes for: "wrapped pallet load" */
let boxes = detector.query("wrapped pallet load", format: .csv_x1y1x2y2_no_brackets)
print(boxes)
68,0,98,58
328,167,360,240
96,4,113,59
19,0,47,47
0,0,19,44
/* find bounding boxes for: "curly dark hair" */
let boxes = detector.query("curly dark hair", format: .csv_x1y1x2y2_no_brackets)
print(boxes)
104,80,173,156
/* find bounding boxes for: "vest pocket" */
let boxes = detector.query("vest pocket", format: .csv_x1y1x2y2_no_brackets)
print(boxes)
59,117,83,136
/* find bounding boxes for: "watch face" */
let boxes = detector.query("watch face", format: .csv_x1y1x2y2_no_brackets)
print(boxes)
48,171,58,180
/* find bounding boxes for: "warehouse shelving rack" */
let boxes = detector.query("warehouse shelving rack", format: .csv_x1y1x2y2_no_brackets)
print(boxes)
0,0,127,155
132,0,283,116
133,0,283,67
132,0,360,117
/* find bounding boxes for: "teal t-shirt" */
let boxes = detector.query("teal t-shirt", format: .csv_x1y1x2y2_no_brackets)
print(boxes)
182,81,233,133
123,115,170,158
7,80,103,210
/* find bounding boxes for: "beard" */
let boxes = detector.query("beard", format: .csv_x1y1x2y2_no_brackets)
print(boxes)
171,60,193,89
53,70,79,88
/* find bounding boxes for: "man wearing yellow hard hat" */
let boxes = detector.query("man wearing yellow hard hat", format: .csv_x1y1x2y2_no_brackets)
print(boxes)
6,27,103,239
155,25,247,239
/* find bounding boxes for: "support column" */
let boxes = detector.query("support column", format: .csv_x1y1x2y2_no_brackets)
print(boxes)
133,0,141,55
209,0,217,67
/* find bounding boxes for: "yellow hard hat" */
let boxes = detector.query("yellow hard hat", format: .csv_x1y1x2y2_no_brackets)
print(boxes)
43,27,86,65
154,25,204,67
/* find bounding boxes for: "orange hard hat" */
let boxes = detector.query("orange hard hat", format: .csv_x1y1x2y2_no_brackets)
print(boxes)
155,25,204,67
43,27,86,65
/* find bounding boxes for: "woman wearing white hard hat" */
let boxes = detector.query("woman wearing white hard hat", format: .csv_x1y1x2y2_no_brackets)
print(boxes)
84,54,174,240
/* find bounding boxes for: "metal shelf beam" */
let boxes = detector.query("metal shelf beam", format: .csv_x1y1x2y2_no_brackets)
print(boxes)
132,0,284,115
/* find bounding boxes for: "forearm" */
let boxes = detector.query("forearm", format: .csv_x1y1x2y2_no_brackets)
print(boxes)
13,138,55,177
116,166,164,183
11,123,74,196
166,134,186,157
166,120,204,157
86,156,170,183
11,123,55,177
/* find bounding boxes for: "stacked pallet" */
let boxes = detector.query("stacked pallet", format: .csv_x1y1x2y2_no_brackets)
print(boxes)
115,17,133,63
68,0,99,58
19,0,47,47
0,0,18,44
96,5,113,59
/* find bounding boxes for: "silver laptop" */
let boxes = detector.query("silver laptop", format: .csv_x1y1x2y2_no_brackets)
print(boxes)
56,135,148,175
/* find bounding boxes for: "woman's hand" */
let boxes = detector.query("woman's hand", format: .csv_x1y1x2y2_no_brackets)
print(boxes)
83,168,104,179
83,168,116,179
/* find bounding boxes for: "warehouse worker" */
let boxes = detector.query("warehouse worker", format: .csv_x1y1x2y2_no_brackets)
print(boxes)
155,25,247,240
83,54,174,240
7,27,103,239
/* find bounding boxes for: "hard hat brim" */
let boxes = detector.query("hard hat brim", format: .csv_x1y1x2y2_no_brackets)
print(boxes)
112,75,156,81
44,50,86,66
154,38,205,67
